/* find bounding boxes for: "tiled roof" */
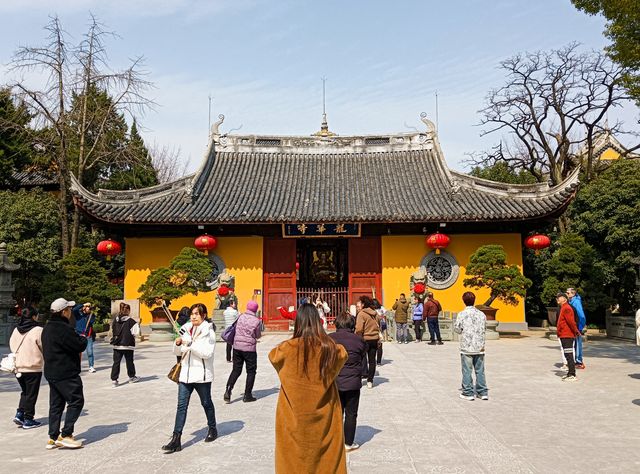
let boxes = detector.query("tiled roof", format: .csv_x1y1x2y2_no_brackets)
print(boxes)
72,147,579,225
11,171,57,187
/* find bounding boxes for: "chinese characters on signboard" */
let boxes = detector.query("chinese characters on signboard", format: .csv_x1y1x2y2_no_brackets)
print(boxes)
282,223,361,238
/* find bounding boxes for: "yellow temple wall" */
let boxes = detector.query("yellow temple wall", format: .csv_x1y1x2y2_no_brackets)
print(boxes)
124,237,263,325
381,234,525,324
599,147,620,160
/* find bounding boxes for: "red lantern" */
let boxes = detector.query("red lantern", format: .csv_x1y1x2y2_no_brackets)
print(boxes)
194,234,217,255
425,233,451,254
414,282,426,294
217,285,230,297
295,262,300,270
96,239,122,261
524,234,551,255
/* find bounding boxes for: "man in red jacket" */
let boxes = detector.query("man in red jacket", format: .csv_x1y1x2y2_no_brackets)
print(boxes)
556,292,580,381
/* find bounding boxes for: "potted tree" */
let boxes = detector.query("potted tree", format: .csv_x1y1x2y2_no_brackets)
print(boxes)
138,247,213,341
464,245,532,326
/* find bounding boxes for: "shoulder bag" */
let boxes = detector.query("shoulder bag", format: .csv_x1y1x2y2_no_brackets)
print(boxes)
0,333,28,374
221,317,239,344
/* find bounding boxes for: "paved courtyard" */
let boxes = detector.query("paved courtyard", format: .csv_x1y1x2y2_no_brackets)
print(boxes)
1,333,640,473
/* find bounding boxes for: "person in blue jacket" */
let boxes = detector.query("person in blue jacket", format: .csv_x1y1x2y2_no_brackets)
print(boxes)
567,288,587,369
73,303,97,373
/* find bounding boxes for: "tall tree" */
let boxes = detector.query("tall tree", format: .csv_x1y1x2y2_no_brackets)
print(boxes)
569,158,640,312
0,89,33,184
472,44,633,185
8,15,154,253
100,119,158,190
572,0,640,103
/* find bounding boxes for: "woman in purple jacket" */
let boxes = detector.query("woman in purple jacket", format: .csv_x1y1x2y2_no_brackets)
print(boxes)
223,301,262,403
329,311,367,452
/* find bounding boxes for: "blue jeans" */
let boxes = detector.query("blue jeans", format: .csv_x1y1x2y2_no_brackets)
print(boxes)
574,335,583,364
84,337,94,367
396,323,408,342
173,382,217,435
460,354,488,396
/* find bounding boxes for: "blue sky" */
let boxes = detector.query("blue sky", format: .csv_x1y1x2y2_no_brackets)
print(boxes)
0,0,636,173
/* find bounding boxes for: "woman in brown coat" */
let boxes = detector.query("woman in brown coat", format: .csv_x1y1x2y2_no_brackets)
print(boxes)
269,303,348,474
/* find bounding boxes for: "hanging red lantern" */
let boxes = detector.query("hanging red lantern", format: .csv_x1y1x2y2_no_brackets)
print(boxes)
413,282,426,294
96,239,122,261
524,234,551,255
217,285,230,297
425,233,451,254
194,234,217,255
295,262,300,270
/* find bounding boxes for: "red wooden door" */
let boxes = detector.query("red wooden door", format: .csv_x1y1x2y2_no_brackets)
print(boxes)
263,238,296,330
348,237,382,304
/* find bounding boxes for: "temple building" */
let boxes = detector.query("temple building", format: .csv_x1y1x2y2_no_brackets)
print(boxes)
72,114,579,331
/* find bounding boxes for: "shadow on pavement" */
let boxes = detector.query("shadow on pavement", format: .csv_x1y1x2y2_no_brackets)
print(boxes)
373,377,389,386
184,420,245,447
628,373,640,379
632,399,640,407
76,422,130,444
253,387,280,399
132,375,159,383
356,425,382,445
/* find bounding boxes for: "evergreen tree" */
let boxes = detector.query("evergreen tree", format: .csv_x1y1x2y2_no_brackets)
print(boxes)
469,161,538,184
100,119,158,190
0,88,33,185
573,0,640,103
569,159,640,311
0,189,61,304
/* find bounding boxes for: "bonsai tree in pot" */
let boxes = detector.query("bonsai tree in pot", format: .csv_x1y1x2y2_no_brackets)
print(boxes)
464,245,532,320
138,247,214,329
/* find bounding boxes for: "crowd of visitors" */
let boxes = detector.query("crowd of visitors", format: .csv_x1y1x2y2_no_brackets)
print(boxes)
4,283,587,470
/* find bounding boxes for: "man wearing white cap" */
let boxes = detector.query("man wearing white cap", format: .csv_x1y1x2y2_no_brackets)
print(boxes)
41,298,88,449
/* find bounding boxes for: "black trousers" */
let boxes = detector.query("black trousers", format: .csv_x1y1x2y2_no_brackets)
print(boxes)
48,375,84,439
226,342,233,362
339,389,361,446
365,339,378,383
111,349,136,381
376,341,383,364
560,338,576,376
17,372,42,420
413,320,424,341
226,349,257,395
427,317,442,342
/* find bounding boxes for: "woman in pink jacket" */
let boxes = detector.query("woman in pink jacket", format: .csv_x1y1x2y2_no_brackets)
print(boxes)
223,301,262,403
9,306,44,429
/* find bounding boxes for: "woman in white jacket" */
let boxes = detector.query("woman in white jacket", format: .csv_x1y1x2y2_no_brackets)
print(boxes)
162,303,217,453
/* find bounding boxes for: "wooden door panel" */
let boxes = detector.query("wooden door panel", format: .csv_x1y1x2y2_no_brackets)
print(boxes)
263,238,296,328
348,237,382,304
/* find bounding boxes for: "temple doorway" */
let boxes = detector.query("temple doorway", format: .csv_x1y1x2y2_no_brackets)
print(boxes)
296,239,349,322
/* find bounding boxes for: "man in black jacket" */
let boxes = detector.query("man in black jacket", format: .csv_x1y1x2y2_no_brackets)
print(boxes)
42,298,88,450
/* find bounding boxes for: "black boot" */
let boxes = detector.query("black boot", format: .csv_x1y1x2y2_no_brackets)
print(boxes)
223,386,232,404
243,393,257,402
161,433,181,453
204,427,218,442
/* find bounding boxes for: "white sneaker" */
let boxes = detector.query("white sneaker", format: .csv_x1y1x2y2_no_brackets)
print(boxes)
476,394,489,400
129,376,140,383
345,443,360,452
459,393,475,401
562,375,577,382
112,380,118,388
366,382,373,389
46,439,58,450
88,367,96,373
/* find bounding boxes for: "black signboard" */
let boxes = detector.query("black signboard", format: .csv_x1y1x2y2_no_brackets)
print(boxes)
282,223,361,238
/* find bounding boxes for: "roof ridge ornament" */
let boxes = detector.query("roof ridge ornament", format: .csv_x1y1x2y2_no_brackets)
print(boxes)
211,114,225,139
420,112,436,138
